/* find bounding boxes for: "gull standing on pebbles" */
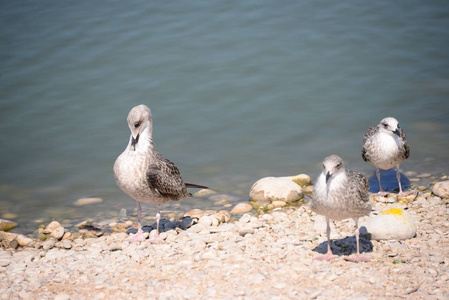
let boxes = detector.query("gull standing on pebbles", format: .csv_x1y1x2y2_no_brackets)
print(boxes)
362,117,410,196
312,155,372,262
114,104,207,243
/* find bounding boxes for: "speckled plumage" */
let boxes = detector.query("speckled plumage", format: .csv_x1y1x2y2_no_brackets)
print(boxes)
362,117,410,195
312,155,371,221
114,104,206,242
311,155,371,262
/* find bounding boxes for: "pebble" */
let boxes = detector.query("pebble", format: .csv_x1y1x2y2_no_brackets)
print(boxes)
362,208,417,240
0,219,17,232
45,221,62,232
193,189,216,197
432,180,449,198
50,226,65,240
230,202,252,214
0,258,10,267
198,216,213,227
16,235,33,247
184,209,205,219
238,226,254,236
239,213,251,223
73,197,103,206
272,200,287,208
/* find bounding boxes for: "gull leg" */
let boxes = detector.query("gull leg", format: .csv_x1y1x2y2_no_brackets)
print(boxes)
126,201,145,242
376,168,388,196
345,218,370,262
149,207,165,243
396,165,409,197
315,217,338,261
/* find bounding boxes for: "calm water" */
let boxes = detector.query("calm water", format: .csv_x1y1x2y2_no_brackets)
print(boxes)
1,1,449,233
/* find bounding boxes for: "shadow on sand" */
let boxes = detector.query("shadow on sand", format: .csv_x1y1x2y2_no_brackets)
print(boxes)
126,216,196,235
312,227,373,256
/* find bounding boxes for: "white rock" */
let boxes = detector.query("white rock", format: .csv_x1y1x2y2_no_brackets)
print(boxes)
0,231,17,241
42,238,57,251
238,226,254,236
0,219,17,231
249,177,303,203
362,209,417,240
198,216,213,227
0,258,10,267
230,203,252,215
188,223,206,234
193,189,216,197
51,226,65,240
74,197,103,206
16,235,33,247
432,181,449,198
239,214,251,224
45,221,62,232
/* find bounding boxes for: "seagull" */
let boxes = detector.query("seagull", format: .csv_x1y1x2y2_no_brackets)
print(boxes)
362,117,410,196
311,155,372,262
114,104,207,243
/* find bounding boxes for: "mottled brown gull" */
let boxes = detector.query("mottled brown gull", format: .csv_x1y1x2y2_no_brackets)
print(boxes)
114,104,207,243
362,117,410,196
312,155,372,262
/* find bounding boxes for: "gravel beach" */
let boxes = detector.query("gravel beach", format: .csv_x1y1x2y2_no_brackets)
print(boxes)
1,178,448,299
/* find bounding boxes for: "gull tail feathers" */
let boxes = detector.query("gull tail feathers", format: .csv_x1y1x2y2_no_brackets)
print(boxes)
185,183,208,189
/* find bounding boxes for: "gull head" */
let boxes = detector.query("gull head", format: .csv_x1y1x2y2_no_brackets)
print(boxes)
379,117,400,137
322,155,345,183
127,104,153,150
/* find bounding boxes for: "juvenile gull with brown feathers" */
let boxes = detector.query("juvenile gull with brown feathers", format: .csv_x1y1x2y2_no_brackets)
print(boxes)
362,117,410,196
312,155,372,262
114,104,207,243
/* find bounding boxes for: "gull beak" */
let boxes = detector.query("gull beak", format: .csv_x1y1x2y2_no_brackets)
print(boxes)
325,171,331,183
393,128,400,137
131,134,140,151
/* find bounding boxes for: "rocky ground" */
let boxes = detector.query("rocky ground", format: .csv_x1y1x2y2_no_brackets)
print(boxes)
0,178,448,299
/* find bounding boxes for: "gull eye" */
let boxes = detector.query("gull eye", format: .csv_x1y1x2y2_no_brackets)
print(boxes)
134,121,141,128
336,163,342,169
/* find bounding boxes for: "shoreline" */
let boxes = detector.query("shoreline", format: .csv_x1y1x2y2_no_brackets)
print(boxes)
1,169,446,237
1,174,448,299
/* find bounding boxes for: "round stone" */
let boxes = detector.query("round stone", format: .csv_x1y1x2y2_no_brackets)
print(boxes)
74,197,103,206
432,180,449,198
193,189,216,197
45,221,62,232
51,226,65,240
16,234,33,247
0,258,10,267
184,209,205,219
361,208,417,240
0,219,17,232
2,213,18,220
198,216,213,227
249,177,303,204
230,203,252,215
272,200,287,208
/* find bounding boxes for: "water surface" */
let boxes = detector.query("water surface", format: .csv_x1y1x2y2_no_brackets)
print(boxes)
1,1,448,233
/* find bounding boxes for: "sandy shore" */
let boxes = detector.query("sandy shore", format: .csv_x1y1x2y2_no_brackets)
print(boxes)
1,182,448,299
